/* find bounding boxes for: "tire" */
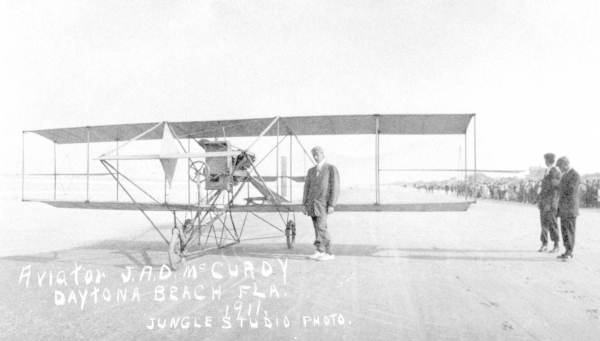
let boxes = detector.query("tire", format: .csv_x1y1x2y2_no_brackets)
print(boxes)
285,220,296,249
168,230,183,271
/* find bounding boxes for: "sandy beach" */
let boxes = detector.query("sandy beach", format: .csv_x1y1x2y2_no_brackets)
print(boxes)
2,178,600,340
4,0,600,339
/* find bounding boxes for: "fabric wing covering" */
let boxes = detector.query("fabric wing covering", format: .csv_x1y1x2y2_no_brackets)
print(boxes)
29,114,474,144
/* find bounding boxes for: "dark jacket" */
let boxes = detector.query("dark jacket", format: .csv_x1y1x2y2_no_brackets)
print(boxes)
302,163,340,217
558,168,581,217
538,166,561,211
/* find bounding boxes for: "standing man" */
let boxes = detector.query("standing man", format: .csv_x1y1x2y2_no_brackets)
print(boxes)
303,146,340,261
537,153,561,253
556,157,581,260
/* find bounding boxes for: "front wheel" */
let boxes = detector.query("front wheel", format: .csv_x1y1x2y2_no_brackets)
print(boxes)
285,220,296,249
168,230,184,270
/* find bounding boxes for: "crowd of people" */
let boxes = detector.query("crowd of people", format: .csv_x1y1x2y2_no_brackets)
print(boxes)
311,145,595,264
417,154,591,260
417,178,600,208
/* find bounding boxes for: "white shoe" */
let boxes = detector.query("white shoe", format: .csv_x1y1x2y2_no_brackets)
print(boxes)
307,251,324,260
318,253,335,261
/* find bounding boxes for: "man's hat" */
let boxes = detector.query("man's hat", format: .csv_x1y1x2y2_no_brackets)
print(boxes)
543,153,556,163
557,156,570,167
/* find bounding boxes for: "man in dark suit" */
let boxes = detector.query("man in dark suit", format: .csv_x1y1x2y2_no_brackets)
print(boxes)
556,157,581,260
303,146,340,261
537,153,561,253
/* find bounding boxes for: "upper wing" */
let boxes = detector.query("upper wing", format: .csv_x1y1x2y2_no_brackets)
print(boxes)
29,114,474,144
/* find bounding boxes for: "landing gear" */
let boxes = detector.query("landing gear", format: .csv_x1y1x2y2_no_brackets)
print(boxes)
168,218,195,271
285,220,296,249
168,229,184,271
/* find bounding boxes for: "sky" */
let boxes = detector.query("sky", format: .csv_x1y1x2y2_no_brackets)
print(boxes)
1,0,600,182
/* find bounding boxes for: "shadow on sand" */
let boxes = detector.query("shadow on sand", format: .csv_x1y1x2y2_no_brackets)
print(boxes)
1,239,558,267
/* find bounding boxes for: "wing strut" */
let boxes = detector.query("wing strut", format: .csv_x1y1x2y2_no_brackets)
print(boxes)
245,116,280,152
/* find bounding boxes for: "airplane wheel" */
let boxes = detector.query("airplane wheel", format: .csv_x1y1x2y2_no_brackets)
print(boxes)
285,220,296,249
168,230,184,271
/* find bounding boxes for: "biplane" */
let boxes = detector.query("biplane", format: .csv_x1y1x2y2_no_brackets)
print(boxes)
22,114,478,269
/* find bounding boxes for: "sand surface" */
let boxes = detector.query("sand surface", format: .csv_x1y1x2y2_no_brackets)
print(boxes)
2,183,600,340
